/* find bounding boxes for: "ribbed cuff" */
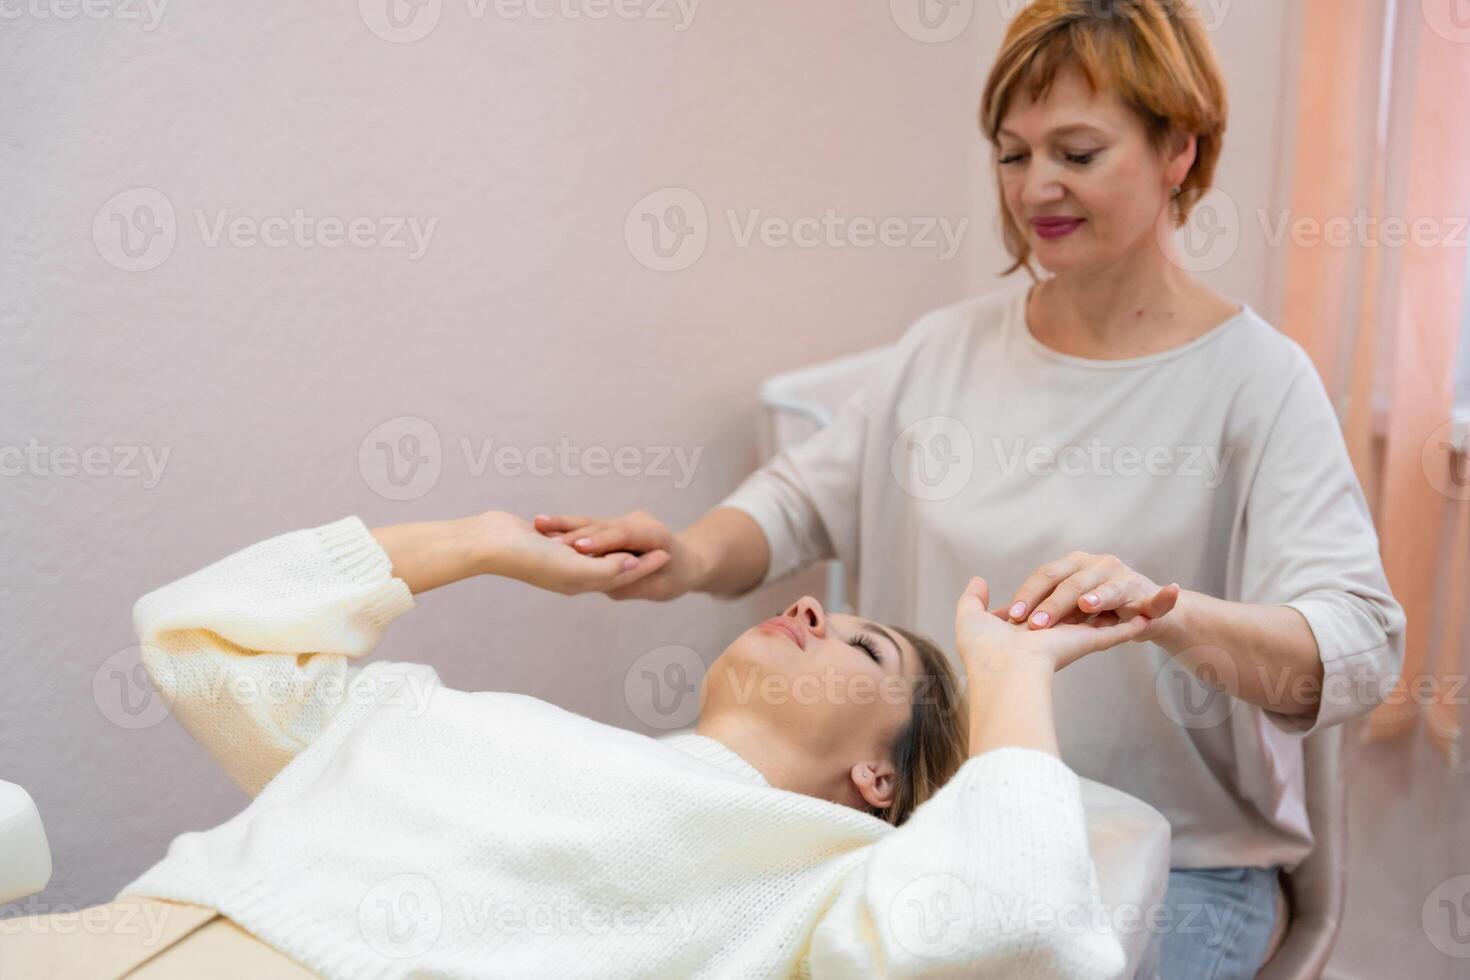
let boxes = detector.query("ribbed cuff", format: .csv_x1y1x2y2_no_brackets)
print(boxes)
314,516,416,630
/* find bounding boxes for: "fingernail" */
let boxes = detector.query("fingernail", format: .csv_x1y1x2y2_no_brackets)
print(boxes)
621,557,639,571
535,514,549,522
1030,611,1050,627
1009,602,1026,619
1082,593,1099,607
575,538,592,548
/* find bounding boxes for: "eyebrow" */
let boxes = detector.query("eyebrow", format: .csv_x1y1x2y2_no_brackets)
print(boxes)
861,620,907,673
997,123,1108,140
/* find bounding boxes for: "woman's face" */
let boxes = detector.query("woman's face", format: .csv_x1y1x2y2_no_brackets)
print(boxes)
702,595,922,783
995,61,1194,275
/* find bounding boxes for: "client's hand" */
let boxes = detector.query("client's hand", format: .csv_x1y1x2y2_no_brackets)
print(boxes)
471,511,668,596
530,511,697,601
955,576,1155,675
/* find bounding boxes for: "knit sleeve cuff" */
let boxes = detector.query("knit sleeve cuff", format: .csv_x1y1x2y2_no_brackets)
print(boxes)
314,515,416,631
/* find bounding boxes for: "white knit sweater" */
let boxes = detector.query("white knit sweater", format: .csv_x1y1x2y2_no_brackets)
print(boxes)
117,516,1125,979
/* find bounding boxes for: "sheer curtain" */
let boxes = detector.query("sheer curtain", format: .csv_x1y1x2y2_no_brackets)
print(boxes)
1282,0,1470,765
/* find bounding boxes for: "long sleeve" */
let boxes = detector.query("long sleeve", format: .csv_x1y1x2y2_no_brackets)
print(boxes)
804,749,1127,980
719,314,948,589
1239,352,1407,735
133,515,423,797
719,382,870,588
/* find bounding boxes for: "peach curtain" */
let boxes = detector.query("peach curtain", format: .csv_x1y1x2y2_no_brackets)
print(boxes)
1281,0,1470,763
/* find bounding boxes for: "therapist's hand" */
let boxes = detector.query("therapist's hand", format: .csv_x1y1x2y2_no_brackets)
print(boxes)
956,576,1154,674
1006,550,1179,640
531,511,697,601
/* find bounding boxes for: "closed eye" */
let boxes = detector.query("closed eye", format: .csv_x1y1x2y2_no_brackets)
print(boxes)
849,632,882,664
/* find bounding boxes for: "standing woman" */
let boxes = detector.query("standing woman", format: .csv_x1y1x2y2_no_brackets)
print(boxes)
539,1,1404,977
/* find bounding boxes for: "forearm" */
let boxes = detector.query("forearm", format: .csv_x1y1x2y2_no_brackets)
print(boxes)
1155,589,1323,716
682,507,771,598
370,518,488,595
963,656,1059,758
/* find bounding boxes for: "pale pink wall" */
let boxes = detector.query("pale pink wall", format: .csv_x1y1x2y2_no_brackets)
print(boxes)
1,0,1293,915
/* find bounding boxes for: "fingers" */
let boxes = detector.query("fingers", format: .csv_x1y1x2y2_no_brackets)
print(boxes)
570,524,657,557
1028,564,1116,629
605,552,676,600
534,514,596,537
584,549,672,593
958,575,990,610
1006,555,1084,625
1141,583,1181,619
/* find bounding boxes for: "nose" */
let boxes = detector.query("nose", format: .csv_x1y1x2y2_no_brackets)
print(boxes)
1019,160,1065,213
784,596,827,638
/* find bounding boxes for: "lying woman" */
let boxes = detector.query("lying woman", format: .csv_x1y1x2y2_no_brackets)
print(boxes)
2,509,1167,979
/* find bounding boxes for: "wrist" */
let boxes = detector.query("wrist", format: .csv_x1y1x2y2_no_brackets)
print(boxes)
676,527,717,594
1151,588,1194,653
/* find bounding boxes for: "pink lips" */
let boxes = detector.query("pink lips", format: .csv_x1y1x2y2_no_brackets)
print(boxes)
1032,217,1084,240
758,618,806,650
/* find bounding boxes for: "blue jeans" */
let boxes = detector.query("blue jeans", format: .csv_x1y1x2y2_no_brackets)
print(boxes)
1143,866,1282,980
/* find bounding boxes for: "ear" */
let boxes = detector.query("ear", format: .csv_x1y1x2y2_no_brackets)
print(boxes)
849,758,898,811
1164,129,1198,188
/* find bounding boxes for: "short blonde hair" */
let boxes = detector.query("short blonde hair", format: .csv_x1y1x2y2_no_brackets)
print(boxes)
979,0,1229,277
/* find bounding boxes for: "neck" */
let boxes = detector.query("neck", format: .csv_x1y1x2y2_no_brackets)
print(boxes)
694,713,851,805
1028,216,1212,357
